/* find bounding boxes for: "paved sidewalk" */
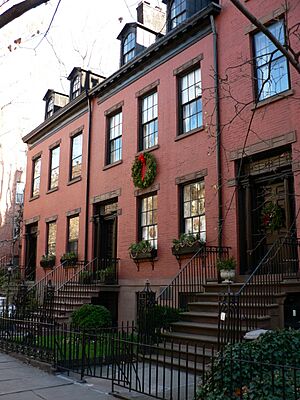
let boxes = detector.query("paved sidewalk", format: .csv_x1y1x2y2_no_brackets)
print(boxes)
0,353,113,400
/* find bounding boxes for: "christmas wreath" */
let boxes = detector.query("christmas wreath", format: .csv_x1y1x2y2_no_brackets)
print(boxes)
131,152,157,189
261,202,284,232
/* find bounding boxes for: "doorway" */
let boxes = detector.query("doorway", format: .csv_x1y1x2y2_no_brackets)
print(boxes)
93,200,118,269
238,150,295,274
24,222,37,281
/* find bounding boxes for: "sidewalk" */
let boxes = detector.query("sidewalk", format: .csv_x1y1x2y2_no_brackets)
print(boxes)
0,353,113,400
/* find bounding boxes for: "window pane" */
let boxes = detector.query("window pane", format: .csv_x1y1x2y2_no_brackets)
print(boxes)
109,111,122,163
180,69,202,134
47,222,57,255
183,181,205,238
254,20,289,100
140,194,157,248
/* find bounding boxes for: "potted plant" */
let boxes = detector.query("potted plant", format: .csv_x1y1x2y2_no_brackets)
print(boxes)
78,270,93,284
172,233,205,256
97,265,116,284
217,257,236,283
40,254,56,269
60,252,78,266
129,240,157,260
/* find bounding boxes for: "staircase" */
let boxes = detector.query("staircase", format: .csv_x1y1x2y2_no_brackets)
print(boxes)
20,258,119,324
149,238,300,371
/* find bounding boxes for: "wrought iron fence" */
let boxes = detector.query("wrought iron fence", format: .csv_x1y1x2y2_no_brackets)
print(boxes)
218,237,300,347
1,315,300,400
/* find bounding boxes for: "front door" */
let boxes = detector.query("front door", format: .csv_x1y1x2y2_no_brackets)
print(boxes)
239,150,295,274
24,223,37,281
93,201,118,269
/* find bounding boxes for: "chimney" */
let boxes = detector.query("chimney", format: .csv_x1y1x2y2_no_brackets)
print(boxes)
136,1,166,34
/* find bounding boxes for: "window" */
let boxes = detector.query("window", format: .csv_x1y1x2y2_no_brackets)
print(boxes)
67,215,79,254
179,68,202,134
123,32,135,64
182,181,206,241
254,20,289,101
140,194,158,249
140,91,158,150
32,157,41,197
46,97,54,119
70,133,82,180
49,146,60,190
15,182,24,204
107,111,122,164
47,221,57,255
71,75,81,99
171,0,186,29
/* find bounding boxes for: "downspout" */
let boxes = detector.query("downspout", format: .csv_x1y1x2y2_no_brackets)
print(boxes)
210,14,223,248
84,88,92,263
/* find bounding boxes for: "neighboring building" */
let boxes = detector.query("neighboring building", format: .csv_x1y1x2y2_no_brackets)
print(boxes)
21,0,300,323
0,167,24,269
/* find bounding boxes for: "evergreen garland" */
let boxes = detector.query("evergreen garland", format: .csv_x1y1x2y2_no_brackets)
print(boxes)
261,202,284,232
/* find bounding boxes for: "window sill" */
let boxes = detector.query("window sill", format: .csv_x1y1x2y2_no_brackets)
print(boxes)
29,195,40,202
136,144,159,156
46,187,58,194
67,176,82,186
175,126,205,142
103,160,123,171
253,89,294,110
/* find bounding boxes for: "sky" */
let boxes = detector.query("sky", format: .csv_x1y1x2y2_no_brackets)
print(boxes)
0,0,165,217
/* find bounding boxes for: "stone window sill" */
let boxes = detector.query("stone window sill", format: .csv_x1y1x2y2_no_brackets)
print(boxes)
29,195,40,202
253,89,294,110
46,187,58,194
175,126,205,142
103,160,123,171
136,144,159,156
67,176,82,186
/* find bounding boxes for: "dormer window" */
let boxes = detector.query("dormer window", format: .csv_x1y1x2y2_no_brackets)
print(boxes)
171,0,186,29
71,75,81,99
123,32,136,64
46,97,54,119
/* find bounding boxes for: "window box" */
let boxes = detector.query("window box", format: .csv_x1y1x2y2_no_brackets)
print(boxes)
40,255,55,269
60,252,78,267
130,248,157,261
171,242,203,256
171,233,205,257
129,240,157,260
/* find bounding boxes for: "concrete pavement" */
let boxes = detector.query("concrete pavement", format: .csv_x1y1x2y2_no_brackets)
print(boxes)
0,353,113,400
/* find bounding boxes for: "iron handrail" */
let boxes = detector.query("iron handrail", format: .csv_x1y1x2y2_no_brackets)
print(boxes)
218,237,300,345
157,245,231,310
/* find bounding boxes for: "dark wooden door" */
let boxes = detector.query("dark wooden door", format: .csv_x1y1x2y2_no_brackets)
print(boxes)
25,223,37,281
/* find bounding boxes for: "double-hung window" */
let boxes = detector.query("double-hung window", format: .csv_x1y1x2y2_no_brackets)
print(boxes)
171,0,186,29
47,221,57,255
179,68,202,134
32,157,41,197
140,91,158,150
70,133,82,180
254,20,289,101
49,146,60,190
107,111,122,164
71,75,81,99
46,97,54,119
140,194,158,249
182,180,206,241
123,32,135,64
67,215,79,254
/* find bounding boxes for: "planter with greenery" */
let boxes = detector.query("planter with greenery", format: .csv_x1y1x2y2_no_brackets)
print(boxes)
172,233,205,256
78,270,93,284
60,252,78,266
40,254,56,269
129,240,157,260
217,257,236,282
97,265,116,284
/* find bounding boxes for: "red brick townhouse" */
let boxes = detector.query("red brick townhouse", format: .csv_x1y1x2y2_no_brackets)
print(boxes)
21,0,300,324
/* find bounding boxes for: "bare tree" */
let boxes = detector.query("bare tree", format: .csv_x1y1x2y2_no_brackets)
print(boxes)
0,0,49,30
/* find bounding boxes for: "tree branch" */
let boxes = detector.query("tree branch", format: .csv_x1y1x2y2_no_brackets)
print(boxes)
229,0,300,74
0,0,48,30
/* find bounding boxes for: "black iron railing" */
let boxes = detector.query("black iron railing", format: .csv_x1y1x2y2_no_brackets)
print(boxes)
218,237,300,346
1,315,300,400
53,258,119,319
157,245,231,310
